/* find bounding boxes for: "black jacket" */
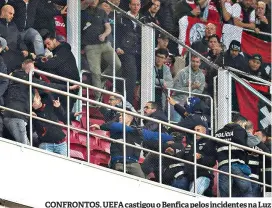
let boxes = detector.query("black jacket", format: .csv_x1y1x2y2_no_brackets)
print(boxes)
116,14,142,54
242,64,270,81
35,42,80,85
183,137,216,181
143,110,168,132
0,56,8,106
215,123,248,168
157,0,177,34
161,141,185,185
3,70,67,121
224,50,247,72
33,94,67,143
8,0,40,31
0,18,26,73
34,0,61,34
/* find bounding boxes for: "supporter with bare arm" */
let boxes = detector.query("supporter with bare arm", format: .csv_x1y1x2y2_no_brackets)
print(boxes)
232,0,256,30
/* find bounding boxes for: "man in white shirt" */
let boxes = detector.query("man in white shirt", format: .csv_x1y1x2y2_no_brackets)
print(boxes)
232,0,256,29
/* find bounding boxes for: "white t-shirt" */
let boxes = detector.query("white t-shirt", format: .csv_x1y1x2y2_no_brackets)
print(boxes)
224,2,233,15
232,3,255,23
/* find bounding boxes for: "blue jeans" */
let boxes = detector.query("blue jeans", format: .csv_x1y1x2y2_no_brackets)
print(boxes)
20,28,45,56
251,181,261,197
219,164,253,197
39,141,67,156
172,176,210,195
189,176,211,195
3,117,29,145
172,177,190,191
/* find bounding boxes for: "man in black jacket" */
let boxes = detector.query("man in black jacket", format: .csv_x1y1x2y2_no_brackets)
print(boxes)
34,33,80,111
242,54,270,81
116,0,142,104
172,125,216,195
0,5,26,73
6,0,45,56
3,59,78,145
224,40,247,72
215,113,253,197
143,101,168,132
32,91,68,156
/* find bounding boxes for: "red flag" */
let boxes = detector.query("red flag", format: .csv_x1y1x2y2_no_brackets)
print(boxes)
235,81,271,130
235,81,260,130
222,24,271,63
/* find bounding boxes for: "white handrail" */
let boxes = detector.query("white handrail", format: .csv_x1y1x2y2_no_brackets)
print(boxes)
227,66,272,86
242,28,272,37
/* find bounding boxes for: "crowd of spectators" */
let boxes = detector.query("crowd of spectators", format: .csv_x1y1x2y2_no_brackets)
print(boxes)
0,0,270,198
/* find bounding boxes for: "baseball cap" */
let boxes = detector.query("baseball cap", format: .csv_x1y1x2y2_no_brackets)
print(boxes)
158,33,169,40
229,40,241,51
250,54,262,63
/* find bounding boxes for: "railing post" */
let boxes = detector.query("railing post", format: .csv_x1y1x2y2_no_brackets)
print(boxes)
141,24,155,115
193,133,197,195
87,88,90,163
67,82,70,158
263,154,266,197
122,103,126,174
188,51,192,98
167,89,171,123
213,76,218,132
228,144,232,197
67,0,81,113
112,10,116,92
29,73,33,147
218,68,232,129
159,123,162,184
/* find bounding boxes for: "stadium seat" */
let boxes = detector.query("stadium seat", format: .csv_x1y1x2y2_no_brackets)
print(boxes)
82,106,104,120
80,114,105,129
90,150,110,167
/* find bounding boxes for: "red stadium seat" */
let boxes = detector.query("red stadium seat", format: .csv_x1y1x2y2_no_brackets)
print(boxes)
80,114,105,129
82,106,104,120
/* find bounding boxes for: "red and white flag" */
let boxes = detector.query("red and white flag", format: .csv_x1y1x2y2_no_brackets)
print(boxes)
178,3,221,55
222,24,271,63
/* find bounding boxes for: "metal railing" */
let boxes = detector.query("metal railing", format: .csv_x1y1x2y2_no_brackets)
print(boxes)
242,28,272,37
0,70,271,198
